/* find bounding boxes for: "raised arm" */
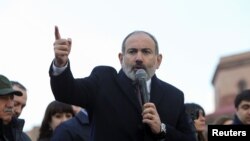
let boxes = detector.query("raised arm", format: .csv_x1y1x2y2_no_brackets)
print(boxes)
53,25,72,67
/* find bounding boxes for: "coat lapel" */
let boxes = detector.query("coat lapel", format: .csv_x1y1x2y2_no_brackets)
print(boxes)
116,69,142,113
149,75,165,106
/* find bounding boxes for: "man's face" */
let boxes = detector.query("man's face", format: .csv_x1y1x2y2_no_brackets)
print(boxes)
119,32,162,81
13,85,27,117
236,100,250,124
0,95,14,124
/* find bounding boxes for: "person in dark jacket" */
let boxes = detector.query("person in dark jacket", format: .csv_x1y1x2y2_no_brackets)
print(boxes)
49,26,196,141
11,81,32,141
232,89,250,125
0,74,30,141
37,100,75,141
51,106,90,141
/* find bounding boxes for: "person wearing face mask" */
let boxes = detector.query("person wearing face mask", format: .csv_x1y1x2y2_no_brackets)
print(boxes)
49,26,196,141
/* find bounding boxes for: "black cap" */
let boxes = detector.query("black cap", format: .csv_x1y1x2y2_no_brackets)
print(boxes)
0,74,22,96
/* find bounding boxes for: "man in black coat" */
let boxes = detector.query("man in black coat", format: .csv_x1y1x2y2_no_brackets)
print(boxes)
49,26,196,141
11,81,32,141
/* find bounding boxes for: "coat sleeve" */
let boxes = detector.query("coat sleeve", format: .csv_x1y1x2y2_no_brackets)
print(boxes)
50,124,73,141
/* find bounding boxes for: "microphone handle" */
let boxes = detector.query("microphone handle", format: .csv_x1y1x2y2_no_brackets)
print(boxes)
139,79,149,104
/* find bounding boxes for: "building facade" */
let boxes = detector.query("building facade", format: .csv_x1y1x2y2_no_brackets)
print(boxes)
207,51,250,123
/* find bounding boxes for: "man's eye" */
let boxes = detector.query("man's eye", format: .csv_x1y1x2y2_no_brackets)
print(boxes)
142,49,152,55
128,50,137,54
14,102,19,106
242,105,250,110
142,50,150,54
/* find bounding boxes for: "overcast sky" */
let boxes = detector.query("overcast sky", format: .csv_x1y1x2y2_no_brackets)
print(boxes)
1,0,250,131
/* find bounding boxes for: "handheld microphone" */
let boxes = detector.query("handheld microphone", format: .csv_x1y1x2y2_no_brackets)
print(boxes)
135,69,150,104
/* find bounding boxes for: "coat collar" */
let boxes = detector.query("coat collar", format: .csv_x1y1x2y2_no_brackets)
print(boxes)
117,69,142,113
116,69,165,113
150,75,165,106
233,114,244,125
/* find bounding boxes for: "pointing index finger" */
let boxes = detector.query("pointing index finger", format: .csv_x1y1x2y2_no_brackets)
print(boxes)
55,25,61,40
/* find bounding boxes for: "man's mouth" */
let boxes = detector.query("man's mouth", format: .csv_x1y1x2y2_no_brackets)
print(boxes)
4,108,13,113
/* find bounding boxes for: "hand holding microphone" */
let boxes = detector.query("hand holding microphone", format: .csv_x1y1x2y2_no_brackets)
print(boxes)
135,71,163,134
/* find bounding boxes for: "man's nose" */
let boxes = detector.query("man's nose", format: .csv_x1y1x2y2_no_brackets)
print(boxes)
14,107,22,117
6,98,14,107
135,52,143,61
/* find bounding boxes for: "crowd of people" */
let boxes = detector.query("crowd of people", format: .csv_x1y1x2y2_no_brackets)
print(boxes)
1,26,250,141
0,75,32,141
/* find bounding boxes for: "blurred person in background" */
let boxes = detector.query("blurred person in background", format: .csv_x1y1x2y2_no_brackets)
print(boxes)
185,103,206,141
37,100,75,141
11,81,28,118
213,115,233,125
51,105,90,141
0,74,30,141
11,81,32,141
232,89,250,125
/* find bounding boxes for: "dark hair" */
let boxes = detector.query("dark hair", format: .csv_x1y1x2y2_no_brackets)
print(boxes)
185,103,205,120
185,103,206,141
38,100,75,140
234,89,250,108
213,115,233,125
121,31,159,54
11,81,27,91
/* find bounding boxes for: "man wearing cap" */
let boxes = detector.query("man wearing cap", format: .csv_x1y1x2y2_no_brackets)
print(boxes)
0,74,31,141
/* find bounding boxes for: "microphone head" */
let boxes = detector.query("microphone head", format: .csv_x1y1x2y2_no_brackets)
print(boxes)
135,69,147,80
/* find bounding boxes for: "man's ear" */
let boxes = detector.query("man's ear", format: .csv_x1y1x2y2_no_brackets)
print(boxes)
118,53,123,64
156,54,162,69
